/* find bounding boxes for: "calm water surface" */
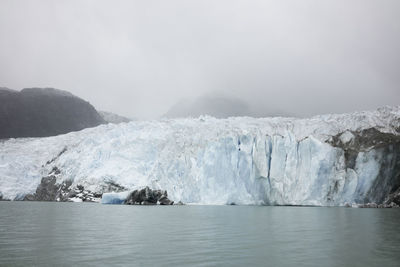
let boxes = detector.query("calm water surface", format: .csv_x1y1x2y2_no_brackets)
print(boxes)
0,202,399,267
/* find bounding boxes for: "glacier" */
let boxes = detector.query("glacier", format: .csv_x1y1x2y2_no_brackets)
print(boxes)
0,106,399,206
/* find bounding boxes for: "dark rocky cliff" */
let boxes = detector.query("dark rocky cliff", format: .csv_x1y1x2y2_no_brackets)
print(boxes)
0,87,105,138
328,128,400,206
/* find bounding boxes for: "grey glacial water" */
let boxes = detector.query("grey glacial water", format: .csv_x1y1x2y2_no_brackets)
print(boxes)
0,202,399,267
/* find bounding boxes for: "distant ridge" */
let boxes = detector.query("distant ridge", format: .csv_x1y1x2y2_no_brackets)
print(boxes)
0,87,105,138
163,95,293,119
98,110,132,124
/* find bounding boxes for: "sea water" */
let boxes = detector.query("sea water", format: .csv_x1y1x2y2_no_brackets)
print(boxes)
0,202,399,267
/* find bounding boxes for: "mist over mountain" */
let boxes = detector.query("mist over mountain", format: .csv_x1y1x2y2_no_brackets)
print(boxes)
98,110,132,124
0,87,105,138
163,94,293,118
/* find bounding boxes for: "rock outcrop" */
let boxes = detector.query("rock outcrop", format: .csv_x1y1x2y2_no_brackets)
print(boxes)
0,193,9,201
23,167,72,201
23,167,102,202
382,187,400,207
328,127,400,205
124,187,174,205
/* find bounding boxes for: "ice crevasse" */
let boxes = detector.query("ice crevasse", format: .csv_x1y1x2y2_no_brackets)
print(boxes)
0,106,399,205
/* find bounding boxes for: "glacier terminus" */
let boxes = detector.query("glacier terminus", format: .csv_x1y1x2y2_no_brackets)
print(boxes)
0,106,399,206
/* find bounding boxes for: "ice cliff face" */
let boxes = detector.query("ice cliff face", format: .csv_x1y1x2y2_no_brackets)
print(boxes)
0,106,399,205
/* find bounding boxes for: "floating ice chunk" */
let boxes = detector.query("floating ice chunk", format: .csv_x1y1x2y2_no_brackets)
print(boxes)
101,191,130,204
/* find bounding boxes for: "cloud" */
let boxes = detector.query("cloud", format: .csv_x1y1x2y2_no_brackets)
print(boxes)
0,0,399,119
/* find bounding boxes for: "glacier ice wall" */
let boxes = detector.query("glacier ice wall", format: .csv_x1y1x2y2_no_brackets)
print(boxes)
0,106,399,205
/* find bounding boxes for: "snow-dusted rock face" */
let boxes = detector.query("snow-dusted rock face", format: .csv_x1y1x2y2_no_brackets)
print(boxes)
0,106,399,206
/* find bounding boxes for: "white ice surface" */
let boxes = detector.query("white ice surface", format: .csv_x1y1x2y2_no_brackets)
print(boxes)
0,106,399,205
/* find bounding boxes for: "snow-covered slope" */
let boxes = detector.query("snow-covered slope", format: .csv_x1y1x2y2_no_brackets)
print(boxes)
1,106,399,205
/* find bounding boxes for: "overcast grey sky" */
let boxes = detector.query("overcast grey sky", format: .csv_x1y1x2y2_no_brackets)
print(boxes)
0,0,399,119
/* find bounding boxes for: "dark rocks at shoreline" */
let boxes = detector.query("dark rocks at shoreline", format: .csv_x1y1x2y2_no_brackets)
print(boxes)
354,186,400,208
65,185,102,203
344,197,400,209
124,187,174,205
0,194,10,201
384,187,400,206
23,167,72,201
23,167,102,202
356,202,399,208
159,195,174,205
